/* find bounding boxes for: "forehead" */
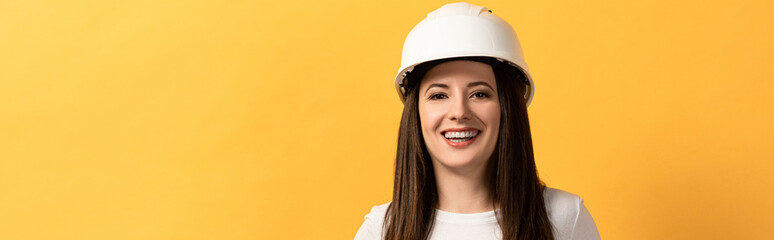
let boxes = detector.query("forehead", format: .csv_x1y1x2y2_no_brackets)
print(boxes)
419,60,496,88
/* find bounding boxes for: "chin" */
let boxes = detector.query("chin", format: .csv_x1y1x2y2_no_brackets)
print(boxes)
434,153,488,170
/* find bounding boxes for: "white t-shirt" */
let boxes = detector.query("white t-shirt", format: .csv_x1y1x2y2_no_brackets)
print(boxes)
354,187,600,240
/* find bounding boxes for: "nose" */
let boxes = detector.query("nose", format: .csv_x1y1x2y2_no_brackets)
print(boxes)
448,95,472,121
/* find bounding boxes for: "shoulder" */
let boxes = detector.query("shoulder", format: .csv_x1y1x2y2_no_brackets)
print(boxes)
354,202,391,240
543,186,583,216
543,187,600,240
364,202,391,222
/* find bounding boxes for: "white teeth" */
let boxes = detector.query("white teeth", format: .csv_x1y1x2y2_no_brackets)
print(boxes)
443,131,479,139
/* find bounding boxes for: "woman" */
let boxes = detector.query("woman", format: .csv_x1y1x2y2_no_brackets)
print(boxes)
355,2,600,240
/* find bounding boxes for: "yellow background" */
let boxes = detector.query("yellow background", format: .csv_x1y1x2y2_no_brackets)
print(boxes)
1,0,772,239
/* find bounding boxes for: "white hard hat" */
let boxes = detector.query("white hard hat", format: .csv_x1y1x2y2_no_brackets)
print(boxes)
395,2,535,106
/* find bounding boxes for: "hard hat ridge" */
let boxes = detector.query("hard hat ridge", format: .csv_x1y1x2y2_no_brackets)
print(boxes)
426,1,490,19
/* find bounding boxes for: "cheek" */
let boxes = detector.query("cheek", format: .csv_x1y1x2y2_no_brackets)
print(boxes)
418,103,444,135
476,103,501,132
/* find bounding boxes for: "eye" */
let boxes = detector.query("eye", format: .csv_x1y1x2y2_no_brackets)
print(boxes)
429,93,448,100
471,91,490,99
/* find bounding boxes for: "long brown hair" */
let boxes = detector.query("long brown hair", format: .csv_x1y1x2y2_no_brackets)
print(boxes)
384,57,554,240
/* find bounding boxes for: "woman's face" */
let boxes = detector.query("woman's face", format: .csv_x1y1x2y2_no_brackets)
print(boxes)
418,60,501,171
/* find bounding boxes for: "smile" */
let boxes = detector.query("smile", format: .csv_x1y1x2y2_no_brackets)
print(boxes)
441,128,481,148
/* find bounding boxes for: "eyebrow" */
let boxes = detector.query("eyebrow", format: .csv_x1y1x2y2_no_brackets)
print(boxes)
468,81,495,92
424,81,495,95
424,83,449,94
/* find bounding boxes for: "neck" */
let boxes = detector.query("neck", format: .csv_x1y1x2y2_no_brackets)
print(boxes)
432,160,494,213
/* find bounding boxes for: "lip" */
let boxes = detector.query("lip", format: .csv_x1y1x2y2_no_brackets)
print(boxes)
441,127,481,148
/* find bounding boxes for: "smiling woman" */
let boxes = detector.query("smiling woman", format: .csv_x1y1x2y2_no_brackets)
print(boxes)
418,60,501,173
354,2,600,240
